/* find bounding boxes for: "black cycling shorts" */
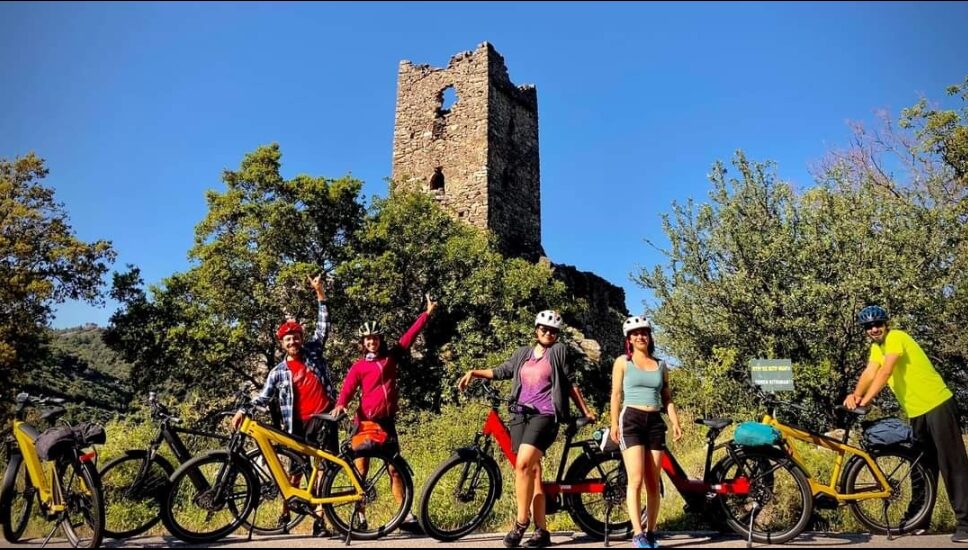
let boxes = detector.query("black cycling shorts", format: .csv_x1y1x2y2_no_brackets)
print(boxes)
619,407,666,451
293,414,338,454
509,414,559,454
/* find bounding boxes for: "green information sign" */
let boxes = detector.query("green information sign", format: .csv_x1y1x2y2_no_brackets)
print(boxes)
749,359,795,392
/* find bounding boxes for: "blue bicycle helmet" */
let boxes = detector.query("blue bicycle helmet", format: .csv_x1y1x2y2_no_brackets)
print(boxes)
857,305,889,325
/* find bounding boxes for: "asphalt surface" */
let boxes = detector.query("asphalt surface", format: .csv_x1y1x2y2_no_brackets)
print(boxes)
4,530,964,548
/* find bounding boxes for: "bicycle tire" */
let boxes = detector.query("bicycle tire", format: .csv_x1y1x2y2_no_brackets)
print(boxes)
0,454,34,543
160,451,259,544
713,447,813,544
59,458,105,548
321,448,413,540
842,446,936,534
564,451,634,540
418,451,501,541
100,451,174,539
241,446,310,535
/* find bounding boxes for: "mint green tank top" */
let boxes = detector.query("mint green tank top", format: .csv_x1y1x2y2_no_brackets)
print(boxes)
623,358,664,408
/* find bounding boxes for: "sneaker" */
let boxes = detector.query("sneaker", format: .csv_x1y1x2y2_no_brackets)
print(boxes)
277,512,291,530
504,520,529,548
352,512,368,531
312,517,331,538
953,531,968,543
524,527,552,548
632,533,651,549
646,531,659,549
399,512,423,534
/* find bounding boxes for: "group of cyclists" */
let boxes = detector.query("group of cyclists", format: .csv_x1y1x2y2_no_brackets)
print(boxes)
241,274,968,548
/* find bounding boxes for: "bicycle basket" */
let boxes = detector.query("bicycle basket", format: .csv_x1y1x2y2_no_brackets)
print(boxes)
733,422,781,447
861,417,913,449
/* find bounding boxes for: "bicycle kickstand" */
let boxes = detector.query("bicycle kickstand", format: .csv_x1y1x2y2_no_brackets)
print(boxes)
246,504,257,541
604,501,612,548
40,522,59,549
882,500,895,541
345,503,361,546
747,502,758,549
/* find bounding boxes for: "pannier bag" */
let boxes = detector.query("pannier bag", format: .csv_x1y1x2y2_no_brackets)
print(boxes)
733,421,782,447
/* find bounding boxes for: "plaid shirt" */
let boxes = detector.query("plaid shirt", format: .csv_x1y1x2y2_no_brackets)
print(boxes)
251,301,335,434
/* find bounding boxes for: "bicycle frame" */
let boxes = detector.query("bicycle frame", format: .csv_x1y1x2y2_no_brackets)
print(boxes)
10,416,96,516
761,413,894,502
238,416,363,507
477,407,607,497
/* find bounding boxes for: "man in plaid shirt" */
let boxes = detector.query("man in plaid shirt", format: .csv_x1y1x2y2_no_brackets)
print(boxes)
232,273,337,536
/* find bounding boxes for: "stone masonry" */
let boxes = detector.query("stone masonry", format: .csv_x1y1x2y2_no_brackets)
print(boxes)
392,42,543,261
391,42,628,373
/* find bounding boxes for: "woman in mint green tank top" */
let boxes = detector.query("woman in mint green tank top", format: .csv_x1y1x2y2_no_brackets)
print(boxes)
609,316,682,549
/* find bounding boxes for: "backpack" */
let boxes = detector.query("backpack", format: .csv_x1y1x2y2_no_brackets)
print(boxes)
733,421,782,447
862,417,913,449
350,420,389,452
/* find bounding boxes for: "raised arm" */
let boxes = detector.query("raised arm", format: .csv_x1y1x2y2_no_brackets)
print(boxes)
309,274,330,345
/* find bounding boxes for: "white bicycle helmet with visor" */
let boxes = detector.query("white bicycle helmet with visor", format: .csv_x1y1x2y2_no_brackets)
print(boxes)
623,316,653,336
534,310,563,330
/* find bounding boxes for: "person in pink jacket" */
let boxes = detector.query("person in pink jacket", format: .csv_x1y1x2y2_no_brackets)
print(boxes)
332,293,437,530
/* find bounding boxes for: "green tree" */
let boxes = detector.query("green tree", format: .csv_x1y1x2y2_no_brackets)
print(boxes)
332,190,578,411
0,153,115,385
637,77,968,427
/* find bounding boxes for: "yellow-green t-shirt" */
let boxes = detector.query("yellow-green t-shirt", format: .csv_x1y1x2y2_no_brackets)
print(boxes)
869,329,952,418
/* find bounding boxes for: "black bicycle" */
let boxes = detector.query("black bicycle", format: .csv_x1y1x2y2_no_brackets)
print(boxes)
99,390,310,539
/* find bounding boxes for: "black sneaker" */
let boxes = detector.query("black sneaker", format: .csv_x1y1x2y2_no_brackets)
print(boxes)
399,512,423,534
504,521,529,548
312,517,332,538
953,531,968,543
524,528,552,548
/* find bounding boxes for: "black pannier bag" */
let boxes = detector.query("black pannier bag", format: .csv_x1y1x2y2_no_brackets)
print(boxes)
35,422,106,461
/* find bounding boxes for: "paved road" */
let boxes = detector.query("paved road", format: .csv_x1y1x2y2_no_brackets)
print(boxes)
5,531,962,548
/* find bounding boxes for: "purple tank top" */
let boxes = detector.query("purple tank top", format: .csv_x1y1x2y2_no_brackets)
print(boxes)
517,350,555,416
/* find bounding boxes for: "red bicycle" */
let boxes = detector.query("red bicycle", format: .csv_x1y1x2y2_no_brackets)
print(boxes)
417,383,751,543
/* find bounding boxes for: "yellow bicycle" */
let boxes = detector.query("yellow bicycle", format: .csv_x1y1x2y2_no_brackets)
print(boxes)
159,398,413,544
730,391,935,540
0,392,106,548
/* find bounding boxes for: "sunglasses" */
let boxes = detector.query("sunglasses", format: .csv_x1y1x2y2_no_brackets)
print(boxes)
536,326,559,336
863,321,886,330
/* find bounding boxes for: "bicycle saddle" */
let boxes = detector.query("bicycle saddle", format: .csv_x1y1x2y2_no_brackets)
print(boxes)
695,418,732,430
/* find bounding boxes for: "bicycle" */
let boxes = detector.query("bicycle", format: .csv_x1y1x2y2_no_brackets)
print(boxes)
159,393,414,544
727,390,936,543
99,390,311,539
0,392,106,548
417,383,747,543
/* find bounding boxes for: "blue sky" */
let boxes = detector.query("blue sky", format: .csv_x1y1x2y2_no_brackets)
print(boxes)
3,2,967,328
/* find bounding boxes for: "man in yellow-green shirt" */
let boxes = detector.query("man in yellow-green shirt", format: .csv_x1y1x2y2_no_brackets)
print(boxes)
844,305,968,542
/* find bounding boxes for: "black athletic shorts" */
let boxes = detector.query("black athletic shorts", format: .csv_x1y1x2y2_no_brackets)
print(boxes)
619,407,666,451
509,413,559,453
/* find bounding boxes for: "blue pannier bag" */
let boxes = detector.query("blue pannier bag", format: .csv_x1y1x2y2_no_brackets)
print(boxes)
733,422,782,447
862,418,913,449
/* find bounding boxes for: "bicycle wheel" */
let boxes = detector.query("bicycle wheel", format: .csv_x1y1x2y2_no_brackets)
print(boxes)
418,452,501,541
1,454,35,543
241,446,310,535
563,452,633,540
100,451,174,538
713,448,812,544
842,447,935,534
322,448,413,540
161,451,259,544
59,458,105,548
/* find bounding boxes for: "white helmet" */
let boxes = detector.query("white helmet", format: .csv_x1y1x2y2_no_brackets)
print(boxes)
623,316,652,336
534,310,563,330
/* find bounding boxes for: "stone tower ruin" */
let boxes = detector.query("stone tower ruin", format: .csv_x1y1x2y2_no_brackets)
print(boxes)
390,43,628,371
391,42,543,261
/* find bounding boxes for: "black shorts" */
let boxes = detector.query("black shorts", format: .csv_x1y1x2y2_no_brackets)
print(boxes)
509,414,559,453
293,414,338,454
619,407,666,451
352,416,400,456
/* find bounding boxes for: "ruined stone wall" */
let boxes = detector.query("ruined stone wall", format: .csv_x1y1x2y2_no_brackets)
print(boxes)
549,260,628,363
391,42,542,260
